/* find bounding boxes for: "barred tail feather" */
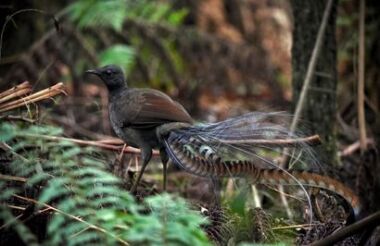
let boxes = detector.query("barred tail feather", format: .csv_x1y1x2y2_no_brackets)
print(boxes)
259,169,360,213
159,112,360,215
163,133,360,215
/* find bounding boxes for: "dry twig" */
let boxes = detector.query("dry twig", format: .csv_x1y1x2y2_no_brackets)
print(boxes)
0,174,27,182
21,133,160,156
0,81,32,104
358,0,367,152
279,0,334,220
339,138,374,157
311,211,380,246
0,82,66,113
289,0,334,132
219,135,321,146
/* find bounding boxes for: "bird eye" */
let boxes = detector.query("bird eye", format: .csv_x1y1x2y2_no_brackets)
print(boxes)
106,69,112,75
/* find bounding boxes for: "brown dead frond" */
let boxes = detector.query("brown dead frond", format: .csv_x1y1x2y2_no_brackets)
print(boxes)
0,82,66,113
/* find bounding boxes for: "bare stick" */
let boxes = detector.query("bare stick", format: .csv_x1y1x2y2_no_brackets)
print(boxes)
358,0,367,152
339,138,374,157
0,81,31,98
0,142,28,162
0,82,66,112
21,133,160,156
290,0,334,132
0,88,32,104
311,211,380,246
0,174,27,182
219,135,321,146
280,0,334,220
97,138,125,145
272,223,316,230
0,82,32,104
0,115,36,123
0,214,23,231
0,83,65,109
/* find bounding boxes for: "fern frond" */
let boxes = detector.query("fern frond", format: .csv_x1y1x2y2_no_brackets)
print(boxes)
1,122,210,245
0,182,38,245
99,45,135,73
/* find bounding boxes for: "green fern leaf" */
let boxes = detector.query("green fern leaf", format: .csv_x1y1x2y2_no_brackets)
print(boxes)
99,44,135,74
39,177,72,204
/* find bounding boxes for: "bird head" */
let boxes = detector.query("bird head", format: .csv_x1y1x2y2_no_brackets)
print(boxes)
86,65,126,91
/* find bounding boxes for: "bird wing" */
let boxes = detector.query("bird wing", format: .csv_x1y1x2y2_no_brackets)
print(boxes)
114,88,193,128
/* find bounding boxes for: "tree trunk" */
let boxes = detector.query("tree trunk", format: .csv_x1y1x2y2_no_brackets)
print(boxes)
291,0,338,165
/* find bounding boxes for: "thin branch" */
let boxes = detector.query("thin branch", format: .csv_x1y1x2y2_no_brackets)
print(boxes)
290,0,334,132
0,174,27,182
0,81,31,103
279,0,334,220
21,133,160,156
0,88,32,105
251,185,261,208
0,9,50,62
0,206,52,231
52,115,108,140
0,142,29,162
358,0,367,152
339,138,374,157
6,205,27,211
0,82,66,113
272,223,316,230
219,135,321,146
0,82,65,109
118,144,128,163
0,214,23,231
0,115,36,123
311,211,380,246
264,184,306,203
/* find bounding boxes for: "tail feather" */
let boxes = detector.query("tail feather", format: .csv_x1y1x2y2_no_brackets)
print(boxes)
259,169,360,211
162,127,360,214
166,112,321,172
160,112,360,214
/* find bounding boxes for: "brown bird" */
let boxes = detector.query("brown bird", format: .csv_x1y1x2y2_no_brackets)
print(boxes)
86,64,193,192
86,65,360,216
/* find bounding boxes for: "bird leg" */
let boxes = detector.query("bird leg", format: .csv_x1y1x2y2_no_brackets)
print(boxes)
156,123,190,192
130,147,152,193
211,178,222,206
160,148,169,191
162,160,167,191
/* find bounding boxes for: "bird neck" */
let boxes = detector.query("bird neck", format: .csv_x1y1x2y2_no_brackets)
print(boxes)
108,84,128,99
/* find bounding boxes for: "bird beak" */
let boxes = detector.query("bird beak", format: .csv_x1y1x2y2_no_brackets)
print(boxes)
85,69,100,76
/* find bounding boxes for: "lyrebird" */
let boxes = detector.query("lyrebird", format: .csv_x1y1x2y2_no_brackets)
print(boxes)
86,64,359,213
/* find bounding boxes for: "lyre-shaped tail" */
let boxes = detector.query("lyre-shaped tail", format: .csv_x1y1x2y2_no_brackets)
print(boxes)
259,169,360,211
162,129,360,213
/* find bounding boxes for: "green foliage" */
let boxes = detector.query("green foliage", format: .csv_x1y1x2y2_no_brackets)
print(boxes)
125,0,188,26
0,122,210,245
229,208,295,245
66,0,187,82
229,188,249,217
125,194,210,245
99,44,135,73
68,0,188,30
68,0,127,31
0,183,39,245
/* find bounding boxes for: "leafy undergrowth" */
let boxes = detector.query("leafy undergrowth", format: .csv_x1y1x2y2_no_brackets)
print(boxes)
0,122,210,245
0,122,355,245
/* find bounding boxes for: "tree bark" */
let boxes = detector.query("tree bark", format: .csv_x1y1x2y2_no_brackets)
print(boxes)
291,0,338,165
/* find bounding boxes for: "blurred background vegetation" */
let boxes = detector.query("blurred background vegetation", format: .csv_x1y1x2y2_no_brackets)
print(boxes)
0,0,379,245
